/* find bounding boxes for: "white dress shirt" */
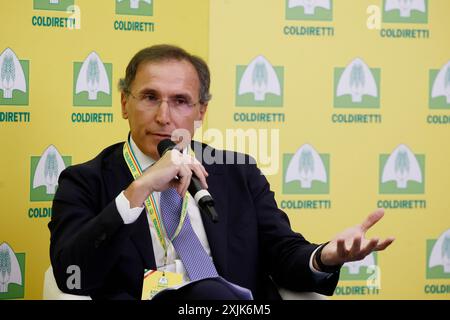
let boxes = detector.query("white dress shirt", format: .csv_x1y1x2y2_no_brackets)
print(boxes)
115,137,330,284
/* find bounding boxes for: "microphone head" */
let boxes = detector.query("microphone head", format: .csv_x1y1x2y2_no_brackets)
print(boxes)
157,139,176,157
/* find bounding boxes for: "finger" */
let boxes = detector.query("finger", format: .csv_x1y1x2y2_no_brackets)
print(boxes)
189,156,209,177
200,164,209,177
177,165,192,197
169,149,183,166
179,154,208,188
189,164,208,189
336,238,347,258
361,208,385,232
358,238,379,258
170,180,185,198
374,237,395,251
169,179,179,191
179,153,197,166
170,169,184,196
349,236,362,257
182,164,193,197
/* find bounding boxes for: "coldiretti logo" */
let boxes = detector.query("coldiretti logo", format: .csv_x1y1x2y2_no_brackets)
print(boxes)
286,0,333,21
429,60,450,109
334,58,380,109
383,0,428,24
30,145,71,202
379,144,425,194
236,55,283,107
283,144,329,194
0,48,29,106
116,0,153,16
340,253,377,281
426,229,450,279
0,242,25,299
73,51,112,106
33,0,75,11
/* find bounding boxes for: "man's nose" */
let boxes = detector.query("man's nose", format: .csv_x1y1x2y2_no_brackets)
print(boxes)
155,100,171,125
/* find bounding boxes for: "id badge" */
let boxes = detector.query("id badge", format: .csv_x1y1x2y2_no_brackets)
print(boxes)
141,269,183,300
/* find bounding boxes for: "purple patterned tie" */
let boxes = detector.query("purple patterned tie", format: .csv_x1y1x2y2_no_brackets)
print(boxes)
160,188,218,281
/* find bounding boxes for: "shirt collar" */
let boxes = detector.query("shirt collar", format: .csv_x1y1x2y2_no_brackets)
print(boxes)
129,136,155,171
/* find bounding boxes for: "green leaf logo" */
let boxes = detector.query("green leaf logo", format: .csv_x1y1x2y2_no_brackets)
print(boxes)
336,58,378,105
1,55,15,83
87,58,100,97
74,51,111,103
430,61,450,108
286,0,333,21
237,55,282,104
32,145,67,195
427,229,450,278
252,62,268,88
116,0,153,16
380,144,424,193
394,150,410,177
44,151,59,186
0,243,23,295
0,48,27,101
442,236,450,260
285,144,328,190
0,249,11,282
350,64,365,89
299,149,314,177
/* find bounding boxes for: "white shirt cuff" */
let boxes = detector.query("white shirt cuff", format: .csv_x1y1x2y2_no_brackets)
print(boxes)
309,245,333,278
115,191,144,224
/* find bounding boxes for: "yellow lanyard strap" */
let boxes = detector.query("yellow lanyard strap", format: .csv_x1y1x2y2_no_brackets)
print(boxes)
122,140,189,252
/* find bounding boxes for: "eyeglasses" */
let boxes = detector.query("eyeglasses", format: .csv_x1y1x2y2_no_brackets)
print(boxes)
127,91,200,114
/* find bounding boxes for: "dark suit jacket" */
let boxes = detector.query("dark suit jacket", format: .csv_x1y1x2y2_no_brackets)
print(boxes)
49,141,339,300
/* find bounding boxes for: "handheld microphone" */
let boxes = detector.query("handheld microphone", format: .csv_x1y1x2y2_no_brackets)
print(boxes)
157,139,219,223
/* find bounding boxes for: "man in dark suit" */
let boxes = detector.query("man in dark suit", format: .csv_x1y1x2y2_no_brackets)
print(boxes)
49,44,394,300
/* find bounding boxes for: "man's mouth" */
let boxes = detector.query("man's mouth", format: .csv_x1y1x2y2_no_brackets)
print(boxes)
150,132,172,139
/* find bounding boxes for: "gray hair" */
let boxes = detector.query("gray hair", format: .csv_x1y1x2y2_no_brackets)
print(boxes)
118,44,212,104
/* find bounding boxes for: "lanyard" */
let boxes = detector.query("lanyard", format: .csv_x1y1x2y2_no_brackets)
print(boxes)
122,138,189,253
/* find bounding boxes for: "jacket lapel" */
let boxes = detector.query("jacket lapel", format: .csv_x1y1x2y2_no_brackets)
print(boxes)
104,143,156,270
193,142,229,276
129,212,156,270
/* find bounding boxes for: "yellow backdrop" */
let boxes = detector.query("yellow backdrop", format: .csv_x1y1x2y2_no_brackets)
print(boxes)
0,0,448,299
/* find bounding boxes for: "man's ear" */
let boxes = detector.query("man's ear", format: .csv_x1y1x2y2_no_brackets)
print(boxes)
198,103,208,121
121,92,128,119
